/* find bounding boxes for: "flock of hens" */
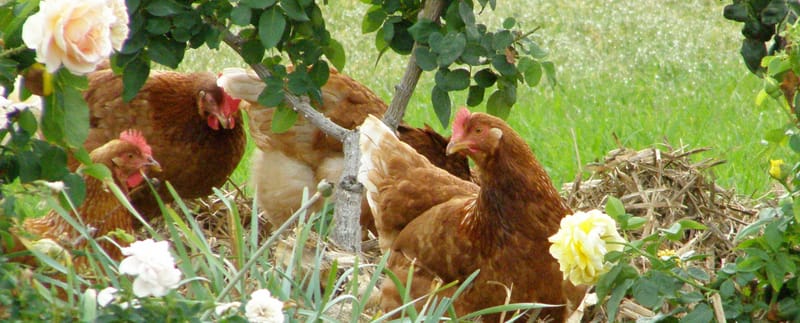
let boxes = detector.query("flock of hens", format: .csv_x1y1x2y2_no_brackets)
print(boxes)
4,63,587,321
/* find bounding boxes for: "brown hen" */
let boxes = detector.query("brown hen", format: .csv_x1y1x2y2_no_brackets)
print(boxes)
358,108,586,321
7,130,160,266
24,65,246,220
217,67,469,230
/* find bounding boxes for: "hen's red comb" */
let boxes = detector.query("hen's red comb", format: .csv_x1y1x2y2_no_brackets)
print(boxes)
119,129,152,156
451,107,471,139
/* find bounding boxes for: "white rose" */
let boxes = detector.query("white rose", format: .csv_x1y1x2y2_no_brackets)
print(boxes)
245,289,285,323
22,0,128,75
119,239,182,297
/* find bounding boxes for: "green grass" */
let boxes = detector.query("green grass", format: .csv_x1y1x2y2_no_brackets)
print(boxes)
179,0,785,197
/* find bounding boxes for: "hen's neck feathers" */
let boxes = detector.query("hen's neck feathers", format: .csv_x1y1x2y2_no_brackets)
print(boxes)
465,123,569,246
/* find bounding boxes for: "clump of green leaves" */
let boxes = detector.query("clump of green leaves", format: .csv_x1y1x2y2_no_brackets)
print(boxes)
362,0,555,125
723,0,799,75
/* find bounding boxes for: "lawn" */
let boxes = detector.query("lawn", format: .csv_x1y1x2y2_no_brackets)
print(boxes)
179,0,785,197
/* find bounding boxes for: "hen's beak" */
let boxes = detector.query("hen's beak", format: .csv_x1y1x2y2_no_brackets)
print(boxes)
214,113,236,129
146,156,162,173
446,140,470,156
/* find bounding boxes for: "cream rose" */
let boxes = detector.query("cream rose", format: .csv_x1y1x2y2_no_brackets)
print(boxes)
22,0,129,75
548,209,626,285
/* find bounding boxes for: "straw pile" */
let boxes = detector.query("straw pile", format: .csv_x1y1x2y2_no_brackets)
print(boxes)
562,143,759,273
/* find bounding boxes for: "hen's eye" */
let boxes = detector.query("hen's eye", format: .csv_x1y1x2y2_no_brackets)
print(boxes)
127,153,134,159
475,128,482,134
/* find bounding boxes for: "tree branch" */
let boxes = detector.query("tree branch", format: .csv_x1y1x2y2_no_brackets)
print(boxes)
383,0,448,130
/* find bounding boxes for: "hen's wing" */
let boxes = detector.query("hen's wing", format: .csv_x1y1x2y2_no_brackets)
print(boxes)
357,115,478,252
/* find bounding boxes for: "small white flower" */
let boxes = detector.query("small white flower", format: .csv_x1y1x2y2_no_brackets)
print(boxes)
119,239,182,297
215,301,242,316
21,0,129,75
245,289,285,323
42,181,65,193
97,287,118,307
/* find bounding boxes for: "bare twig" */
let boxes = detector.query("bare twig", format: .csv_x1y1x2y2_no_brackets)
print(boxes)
382,0,447,130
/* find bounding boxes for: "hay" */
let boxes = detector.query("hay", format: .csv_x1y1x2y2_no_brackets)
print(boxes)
562,143,759,273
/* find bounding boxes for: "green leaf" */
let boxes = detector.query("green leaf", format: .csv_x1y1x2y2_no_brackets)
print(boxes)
766,261,785,295
271,105,298,134
257,79,285,107
723,2,748,22
466,85,485,107
492,30,514,51
474,68,497,88
80,163,112,180
145,0,183,17
431,86,451,128
61,172,86,207
281,0,310,22
435,68,470,91
362,5,386,34
241,0,276,9
626,217,647,230
231,6,253,26
458,2,475,26
486,89,512,119
241,40,265,65
605,196,626,217
542,61,557,86
741,39,768,75
408,19,440,42
145,17,171,35
382,21,395,42
736,256,764,272
687,266,710,282
763,221,783,251
681,303,713,323
491,54,516,76
17,151,41,183
414,46,438,71
631,278,660,308
122,56,150,102
677,219,707,231
17,109,38,134
790,134,800,153
259,8,287,49
518,57,542,87
37,144,68,181
502,17,516,29
762,0,789,25
607,279,635,323
309,61,330,88
388,21,414,55
434,32,466,66
61,86,89,148
324,39,346,71
147,36,185,69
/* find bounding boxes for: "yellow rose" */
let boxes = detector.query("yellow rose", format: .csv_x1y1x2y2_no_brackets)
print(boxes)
548,209,626,285
22,0,129,75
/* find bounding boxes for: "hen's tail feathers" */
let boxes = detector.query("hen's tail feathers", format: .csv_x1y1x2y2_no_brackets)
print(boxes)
217,68,263,102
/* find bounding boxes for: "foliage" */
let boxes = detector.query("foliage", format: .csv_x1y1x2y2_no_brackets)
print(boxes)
723,0,799,75
362,0,554,126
